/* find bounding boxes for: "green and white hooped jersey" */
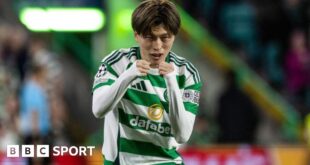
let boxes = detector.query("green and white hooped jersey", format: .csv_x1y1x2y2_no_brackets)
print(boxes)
93,47,202,165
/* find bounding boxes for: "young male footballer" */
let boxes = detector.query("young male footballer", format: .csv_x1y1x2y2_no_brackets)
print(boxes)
92,0,202,164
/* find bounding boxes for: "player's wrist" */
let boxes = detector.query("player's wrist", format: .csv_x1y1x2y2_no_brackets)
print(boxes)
164,70,176,79
164,72,179,90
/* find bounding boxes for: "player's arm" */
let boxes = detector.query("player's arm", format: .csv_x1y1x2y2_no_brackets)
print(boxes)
160,62,202,144
92,60,150,118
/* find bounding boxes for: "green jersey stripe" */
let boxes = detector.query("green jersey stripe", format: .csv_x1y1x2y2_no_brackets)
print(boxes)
139,75,186,89
104,64,118,77
184,82,202,91
124,89,169,113
119,121,178,149
104,159,114,165
145,75,166,88
118,108,173,137
184,102,199,115
126,62,133,70
161,101,169,113
135,47,142,59
176,75,186,89
119,138,180,159
92,79,115,91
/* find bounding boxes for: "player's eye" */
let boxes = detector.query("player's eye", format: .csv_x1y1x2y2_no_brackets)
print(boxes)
160,35,171,42
161,37,169,42
144,35,154,40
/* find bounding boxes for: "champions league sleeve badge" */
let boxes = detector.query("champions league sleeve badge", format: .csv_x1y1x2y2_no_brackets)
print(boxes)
93,63,109,87
95,63,107,78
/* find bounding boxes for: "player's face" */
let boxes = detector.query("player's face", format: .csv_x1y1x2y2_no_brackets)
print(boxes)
135,24,175,68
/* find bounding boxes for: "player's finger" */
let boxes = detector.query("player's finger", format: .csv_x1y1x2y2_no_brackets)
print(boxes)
138,67,149,73
141,68,149,72
140,60,150,66
159,70,165,75
139,61,151,69
159,63,171,71
159,62,174,75
141,60,150,65
142,64,151,70
137,61,149,70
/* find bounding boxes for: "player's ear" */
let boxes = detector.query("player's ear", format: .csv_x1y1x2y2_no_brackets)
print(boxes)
134,31,139,42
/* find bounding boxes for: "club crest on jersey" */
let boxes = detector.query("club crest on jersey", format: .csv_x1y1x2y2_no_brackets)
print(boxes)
96,64,107,78
147,104,164,121
163,90,168,102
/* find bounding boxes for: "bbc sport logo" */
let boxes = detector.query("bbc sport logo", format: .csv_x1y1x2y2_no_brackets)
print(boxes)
7,145,95,157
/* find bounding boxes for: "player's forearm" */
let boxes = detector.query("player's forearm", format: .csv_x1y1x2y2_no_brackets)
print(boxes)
165,73,195,144
92,62,140,118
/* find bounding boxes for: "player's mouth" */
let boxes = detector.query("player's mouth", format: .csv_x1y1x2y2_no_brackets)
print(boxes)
150,53,163,60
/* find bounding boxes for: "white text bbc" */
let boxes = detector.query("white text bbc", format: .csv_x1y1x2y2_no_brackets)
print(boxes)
7,145,95,157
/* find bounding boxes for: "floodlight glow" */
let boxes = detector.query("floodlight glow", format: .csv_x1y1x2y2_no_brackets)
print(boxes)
19,7,105,32
116,9,133,32
20,8,50,31
47,8,104,31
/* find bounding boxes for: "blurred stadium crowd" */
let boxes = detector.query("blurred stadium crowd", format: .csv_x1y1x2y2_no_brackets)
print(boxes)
0,0,310,164
179,0,310,145
0,22,73,163
185,0,310,114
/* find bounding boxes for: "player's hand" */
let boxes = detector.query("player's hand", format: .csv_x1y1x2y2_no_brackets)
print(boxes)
159,62,174,75
136,60,150,76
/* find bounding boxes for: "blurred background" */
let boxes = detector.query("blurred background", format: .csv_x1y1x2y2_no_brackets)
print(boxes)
0,0,309,164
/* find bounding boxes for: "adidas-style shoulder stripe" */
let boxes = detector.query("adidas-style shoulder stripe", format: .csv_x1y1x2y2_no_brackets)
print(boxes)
169,52,200,83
